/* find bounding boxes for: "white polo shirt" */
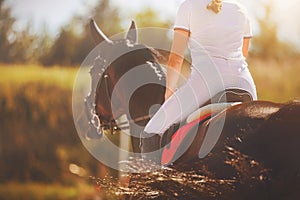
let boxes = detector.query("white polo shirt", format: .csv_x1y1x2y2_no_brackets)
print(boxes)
174,0,252,61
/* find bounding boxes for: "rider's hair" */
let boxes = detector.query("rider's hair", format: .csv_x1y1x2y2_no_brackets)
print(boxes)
207,0,223,14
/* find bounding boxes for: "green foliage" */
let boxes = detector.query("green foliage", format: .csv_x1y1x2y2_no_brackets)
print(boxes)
0,65,100,183
248,58,300,102
0,0,16,63
1,0,300,65
90,0,122,36
251,4,298,59
0,0,42,63
40,0,122,66
135,8,171,28
0,0,175,66
0,0,124,65
40,28,85,66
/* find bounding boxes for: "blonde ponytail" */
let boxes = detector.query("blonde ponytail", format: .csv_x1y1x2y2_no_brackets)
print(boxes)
207,0,223,14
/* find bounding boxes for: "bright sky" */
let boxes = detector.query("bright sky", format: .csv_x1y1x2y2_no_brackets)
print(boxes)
5,0,300,49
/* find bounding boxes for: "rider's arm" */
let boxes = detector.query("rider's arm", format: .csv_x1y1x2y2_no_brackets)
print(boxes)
242,37,251,58
165,28,190,100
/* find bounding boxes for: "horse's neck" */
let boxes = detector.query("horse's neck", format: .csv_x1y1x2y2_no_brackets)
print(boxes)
114,61,166,121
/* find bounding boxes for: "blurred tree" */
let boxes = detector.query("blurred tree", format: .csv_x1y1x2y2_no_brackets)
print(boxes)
135,8,171,28
0,0,42,64
34,26,53,64
251,4,297,60
40,0,122,66
90,0,122,36
134,8,173,63
40,27,79,66
0,0,15,63
10,23,39,63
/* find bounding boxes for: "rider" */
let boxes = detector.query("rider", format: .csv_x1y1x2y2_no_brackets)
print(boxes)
141,0,257,162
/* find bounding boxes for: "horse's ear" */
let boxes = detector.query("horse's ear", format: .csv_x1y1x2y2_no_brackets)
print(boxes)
126,20,137,44
90,19,113,44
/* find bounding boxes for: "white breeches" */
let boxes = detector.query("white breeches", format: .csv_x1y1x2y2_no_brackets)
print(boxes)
144,57,257,135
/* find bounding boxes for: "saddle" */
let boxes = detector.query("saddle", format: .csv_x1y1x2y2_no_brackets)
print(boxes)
161,88,253,165
203,88,253,105
187,88,253,123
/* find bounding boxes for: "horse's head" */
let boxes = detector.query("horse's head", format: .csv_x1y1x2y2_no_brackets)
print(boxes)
85,20,166,138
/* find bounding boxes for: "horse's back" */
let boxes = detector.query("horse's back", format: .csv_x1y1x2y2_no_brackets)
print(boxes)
175,100,300,165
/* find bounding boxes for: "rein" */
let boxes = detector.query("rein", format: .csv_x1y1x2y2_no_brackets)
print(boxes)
102,72,151,131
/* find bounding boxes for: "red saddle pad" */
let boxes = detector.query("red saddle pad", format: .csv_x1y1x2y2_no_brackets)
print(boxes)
161,113,211,165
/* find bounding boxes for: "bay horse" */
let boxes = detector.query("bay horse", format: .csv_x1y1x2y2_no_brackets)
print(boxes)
84,20,300,198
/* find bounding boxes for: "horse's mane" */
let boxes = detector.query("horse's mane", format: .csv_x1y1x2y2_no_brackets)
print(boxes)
108,42,166,81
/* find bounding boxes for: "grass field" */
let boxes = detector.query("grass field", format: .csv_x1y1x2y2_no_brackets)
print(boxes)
0,182,82,200
1,59,299,102
0,64,77,89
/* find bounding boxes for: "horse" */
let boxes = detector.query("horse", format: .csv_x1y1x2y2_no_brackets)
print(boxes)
84,20,300,198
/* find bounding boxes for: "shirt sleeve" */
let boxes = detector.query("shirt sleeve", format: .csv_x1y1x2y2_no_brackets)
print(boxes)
174,0,191,31
243,12,252,38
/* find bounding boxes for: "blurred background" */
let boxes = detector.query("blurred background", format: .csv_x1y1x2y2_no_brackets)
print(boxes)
0,0,299,199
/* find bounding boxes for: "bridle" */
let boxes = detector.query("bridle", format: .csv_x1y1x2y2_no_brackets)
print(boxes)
84,53,122,137
84,53,152,138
